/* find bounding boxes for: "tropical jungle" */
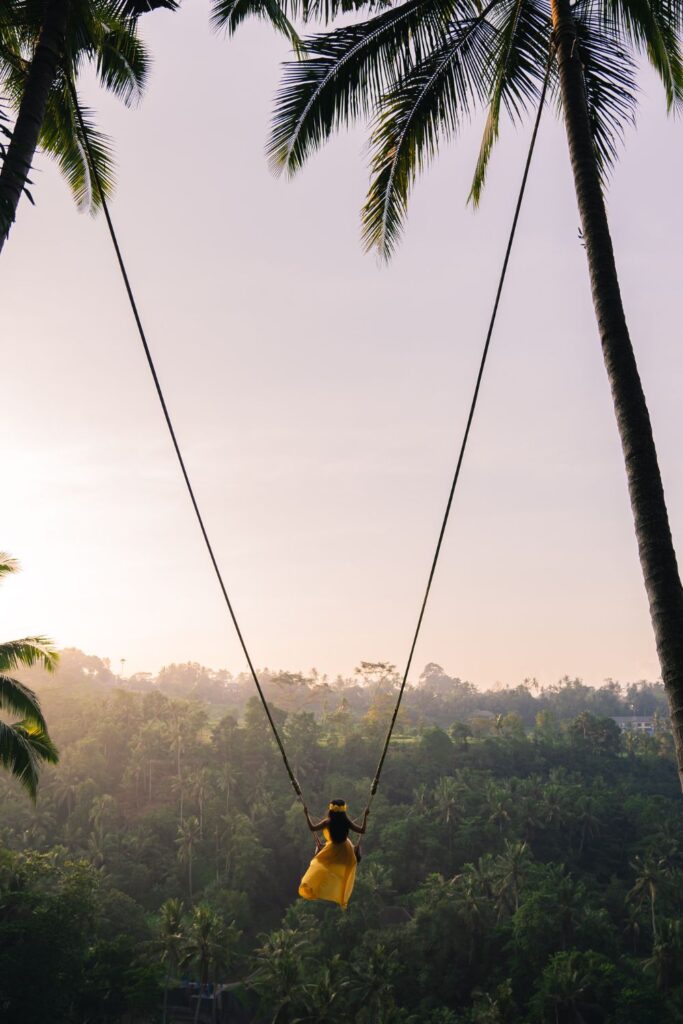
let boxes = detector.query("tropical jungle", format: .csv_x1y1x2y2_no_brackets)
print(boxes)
1,651,682,1023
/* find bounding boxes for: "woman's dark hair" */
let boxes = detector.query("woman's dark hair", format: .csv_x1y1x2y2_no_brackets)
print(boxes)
327,799,350,843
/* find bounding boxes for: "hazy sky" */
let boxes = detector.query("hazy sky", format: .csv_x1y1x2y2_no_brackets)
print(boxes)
2,1,681,687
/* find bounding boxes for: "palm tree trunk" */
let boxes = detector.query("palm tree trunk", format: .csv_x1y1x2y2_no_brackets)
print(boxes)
550,0,683,792
0,0,69,252
193,970,205,1024
163,968,170,1024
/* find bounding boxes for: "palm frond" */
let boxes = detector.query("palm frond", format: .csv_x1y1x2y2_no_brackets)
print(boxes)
0,638,58,675
211,0,375,32
122,0,179,14
595,0,683,109
301,0,391,21
267,0,465,175
469,0,551,204
211,0,303,52
569,4,638,176
0,674,47,729
362,3,499,258
19,720,59,764
40,84,115,210
0,719,59,800
94,18,150,106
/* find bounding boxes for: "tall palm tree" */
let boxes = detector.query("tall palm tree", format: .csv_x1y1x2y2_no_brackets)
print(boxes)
628,853,666,942
157,897,186,1024
251,927,312,1023
188,766,211,838
215,761,239,815
534,952,596,1024
0,0,174,251
643,918,683,992
494,838,530,914
186,903,239,1024
0,552,59,798
176,815,201,898
226,0,683,789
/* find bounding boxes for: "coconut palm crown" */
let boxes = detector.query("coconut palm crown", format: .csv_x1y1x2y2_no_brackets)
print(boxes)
0,553,59,798
249,0,683,254
0,0,174,248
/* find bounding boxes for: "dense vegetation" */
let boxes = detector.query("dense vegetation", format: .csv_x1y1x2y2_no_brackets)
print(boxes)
1,650,682,1023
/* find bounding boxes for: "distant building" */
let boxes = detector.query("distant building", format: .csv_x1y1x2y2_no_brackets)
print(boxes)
612,716,655,736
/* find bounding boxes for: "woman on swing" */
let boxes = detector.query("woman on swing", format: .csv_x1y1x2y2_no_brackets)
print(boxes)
299,800,369,910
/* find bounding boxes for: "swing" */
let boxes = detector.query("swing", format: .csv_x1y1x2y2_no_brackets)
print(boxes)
298,800,367,910
70,63,551,908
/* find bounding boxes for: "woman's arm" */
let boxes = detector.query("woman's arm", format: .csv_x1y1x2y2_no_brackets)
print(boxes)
349,807,370,835
304,807,329,832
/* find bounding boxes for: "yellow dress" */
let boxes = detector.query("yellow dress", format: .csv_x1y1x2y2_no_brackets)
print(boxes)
299,827,357,910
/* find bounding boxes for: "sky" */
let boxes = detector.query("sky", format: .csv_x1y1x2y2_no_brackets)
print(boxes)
1,1,682,688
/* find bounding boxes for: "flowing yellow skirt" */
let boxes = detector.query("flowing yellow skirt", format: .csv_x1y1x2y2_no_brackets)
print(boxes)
299,834,357,910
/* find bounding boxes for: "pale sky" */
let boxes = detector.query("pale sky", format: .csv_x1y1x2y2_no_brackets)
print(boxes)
1,0,681,687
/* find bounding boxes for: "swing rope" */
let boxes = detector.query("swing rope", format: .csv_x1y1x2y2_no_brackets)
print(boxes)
365,47,554,810
68,42,552,824
67,78,305,808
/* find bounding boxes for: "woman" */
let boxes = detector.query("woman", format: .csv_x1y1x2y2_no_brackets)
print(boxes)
299,800,369,910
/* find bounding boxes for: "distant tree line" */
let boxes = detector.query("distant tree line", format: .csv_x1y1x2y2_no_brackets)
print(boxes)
27,647,672,727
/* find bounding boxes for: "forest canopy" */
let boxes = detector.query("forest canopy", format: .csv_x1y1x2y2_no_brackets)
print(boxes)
1,650,681,1022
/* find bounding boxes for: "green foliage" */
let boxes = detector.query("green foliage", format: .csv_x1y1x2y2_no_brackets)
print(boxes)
0,552,59,798
1,654,682,1021
0,848,100,1024
0,0,153,217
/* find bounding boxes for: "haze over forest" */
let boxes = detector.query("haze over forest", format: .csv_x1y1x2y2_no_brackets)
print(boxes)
3,648,682,1022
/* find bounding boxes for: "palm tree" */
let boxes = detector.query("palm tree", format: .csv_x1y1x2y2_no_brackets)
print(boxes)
176,815,201,899
432,775,461,825
251,928,311,1024
295,956,351,1024
574,797,600,857
534,952,596,1024
487,792,512,835
186,903,240,1024
171,771,186,826
157,898,186,1024
347,944,400,1024
215,762,239,816
236,0,683,790
0,0,172,251
50,771,80,816
452,863,495,963
188,766,211,839
643,918,683,992
628,853,666,943
494,838,530,914
432,775,462,859
0,552,59,798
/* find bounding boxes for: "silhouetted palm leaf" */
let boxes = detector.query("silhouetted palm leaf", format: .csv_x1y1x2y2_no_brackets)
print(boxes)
569,4,638,175
212,0,303,52
0,674,47,729
362,2,497,256
268,0,683,254
269,0,467,175
470,0,550,204
0,719,59,799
